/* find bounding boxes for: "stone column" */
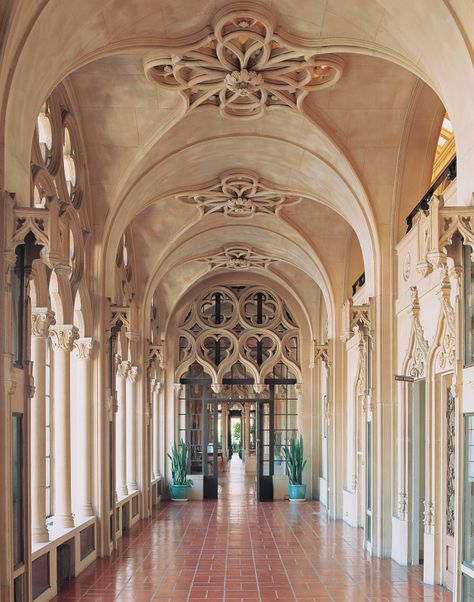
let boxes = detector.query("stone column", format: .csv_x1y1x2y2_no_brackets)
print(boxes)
72,337,95,518
116,360,130,498
152,379,161,478
126,366,139,492
31,308,55,542
49,324,79,530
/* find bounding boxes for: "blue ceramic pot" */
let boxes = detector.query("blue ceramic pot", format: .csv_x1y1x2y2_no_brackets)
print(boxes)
288,484,306,501
170,484,189,501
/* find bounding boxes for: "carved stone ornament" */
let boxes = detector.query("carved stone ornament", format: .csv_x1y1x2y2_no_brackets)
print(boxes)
408,287,429,379
311,342,329,369
117,360,131,380
403,252,411,282
143,3,343,120
49,325,79,351
73,337,95,360
127,366,139,384
398,491,408,520
199,246,276,270
437,266,456,370
423,500,435,532
31,308,55,338
177,171,302,218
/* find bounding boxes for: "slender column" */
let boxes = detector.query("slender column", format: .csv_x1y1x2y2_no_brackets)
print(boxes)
31,308,55,542
244,405,251,457
72,337,95,518
152,379,161,478
126,366,139,492
116,360,130,498
49,324,79,529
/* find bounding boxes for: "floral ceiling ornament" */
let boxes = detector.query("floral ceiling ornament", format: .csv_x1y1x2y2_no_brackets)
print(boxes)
143,3,343,119
177,171,302,217
199,246,277,270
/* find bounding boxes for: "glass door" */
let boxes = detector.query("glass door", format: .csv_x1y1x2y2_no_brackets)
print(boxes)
256,393,274,501
203,401,218,499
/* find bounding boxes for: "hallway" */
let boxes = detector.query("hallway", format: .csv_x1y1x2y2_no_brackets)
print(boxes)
54,464,452,601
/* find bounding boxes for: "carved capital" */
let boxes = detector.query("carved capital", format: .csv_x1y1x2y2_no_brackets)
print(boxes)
398,491,408,520
117,360,131,380
31,308,55,338
73,337,95,360
49,325,79,351
127,365,139,383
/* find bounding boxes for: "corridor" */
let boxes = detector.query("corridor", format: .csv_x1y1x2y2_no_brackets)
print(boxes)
54,466,452,601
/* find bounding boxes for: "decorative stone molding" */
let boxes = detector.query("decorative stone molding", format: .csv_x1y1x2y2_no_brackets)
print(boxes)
31,308,55,338
49,325,79,351
310,341,329,369
199,246,276,270
151,378,161,394
341,299,372,341
177,171,302,218
110,304,130,332
73,337,95,360
351,474,357,493
143,3,343,120
149,343,165,369
408,287,429,379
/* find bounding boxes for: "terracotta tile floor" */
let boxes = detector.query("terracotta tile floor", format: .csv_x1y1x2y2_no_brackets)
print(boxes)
54,457,453,601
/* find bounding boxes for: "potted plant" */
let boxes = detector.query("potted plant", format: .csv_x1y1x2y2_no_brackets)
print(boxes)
274,432,282,466
168,439,193,501
282,434,307,501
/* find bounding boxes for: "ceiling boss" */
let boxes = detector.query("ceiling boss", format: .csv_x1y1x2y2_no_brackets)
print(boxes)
143,3,343,119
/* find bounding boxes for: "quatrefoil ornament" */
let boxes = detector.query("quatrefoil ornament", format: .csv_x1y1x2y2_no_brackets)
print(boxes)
144,3,343,119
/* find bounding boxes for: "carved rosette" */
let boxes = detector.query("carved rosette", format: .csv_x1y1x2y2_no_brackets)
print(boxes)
144,4,343,119
73,337,95,360
177,171,302,218
31,308,56,338
199,246,276,270
49,325,79,351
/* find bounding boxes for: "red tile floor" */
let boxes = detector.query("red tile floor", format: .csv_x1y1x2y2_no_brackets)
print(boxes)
54,457,453,601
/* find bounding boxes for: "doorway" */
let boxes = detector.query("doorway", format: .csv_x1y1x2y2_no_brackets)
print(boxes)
411,379,426,565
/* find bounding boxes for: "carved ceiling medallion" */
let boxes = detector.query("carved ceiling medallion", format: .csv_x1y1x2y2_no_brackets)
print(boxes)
199,246,276,270
177,171,302,217
144,4,343,119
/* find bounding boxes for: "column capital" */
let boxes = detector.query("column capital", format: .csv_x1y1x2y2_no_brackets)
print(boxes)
73,337,95,360
127,365,139,383
31,308,55,338
173,383,183,396
49,324,79,351
117,360,131,380
151,378,161,393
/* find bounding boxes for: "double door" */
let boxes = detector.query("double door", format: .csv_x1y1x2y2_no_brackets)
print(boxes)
201,394,274,501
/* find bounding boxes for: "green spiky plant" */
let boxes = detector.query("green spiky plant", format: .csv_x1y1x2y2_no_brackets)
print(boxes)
282,435,307,485
168,440,193,487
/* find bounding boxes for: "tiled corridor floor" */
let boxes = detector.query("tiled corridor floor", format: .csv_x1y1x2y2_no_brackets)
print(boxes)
54,457,453,601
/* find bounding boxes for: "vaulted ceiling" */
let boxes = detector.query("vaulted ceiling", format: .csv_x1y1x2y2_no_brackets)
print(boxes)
3,0,471,331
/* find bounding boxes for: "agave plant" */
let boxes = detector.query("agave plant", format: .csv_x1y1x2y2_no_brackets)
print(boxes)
282,435,307,485
167,439,193,487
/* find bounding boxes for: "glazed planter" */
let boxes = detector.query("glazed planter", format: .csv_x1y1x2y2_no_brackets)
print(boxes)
170,484,190,501
288,483,306,501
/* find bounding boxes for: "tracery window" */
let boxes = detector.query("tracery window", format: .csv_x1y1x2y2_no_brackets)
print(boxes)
177,285,300,387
